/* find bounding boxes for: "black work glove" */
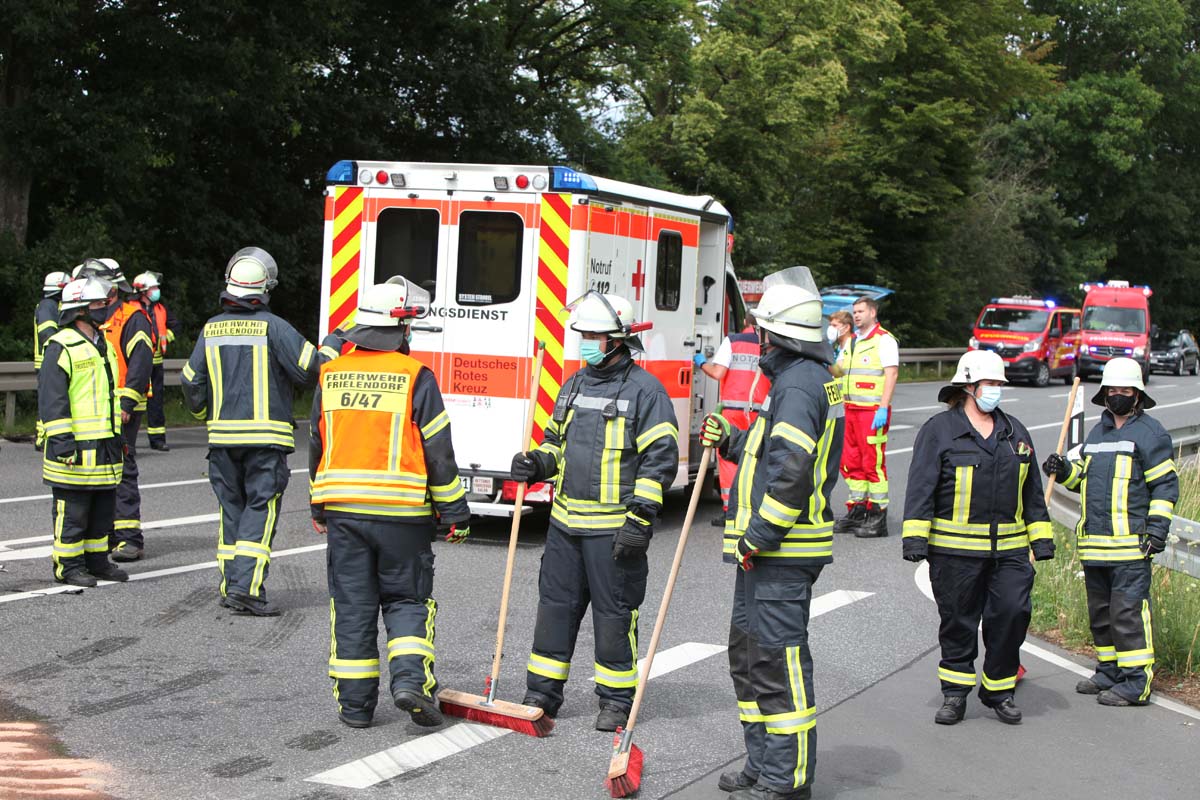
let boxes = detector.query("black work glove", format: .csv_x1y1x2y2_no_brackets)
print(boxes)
510,451,542,484
1031,539,1056,562
902,537,928,563
734,536,760,571
1139,532,1166,558
1042,453,1069,481
612,514,652,560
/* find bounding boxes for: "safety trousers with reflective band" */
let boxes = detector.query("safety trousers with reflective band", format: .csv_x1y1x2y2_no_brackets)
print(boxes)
326,514,438,719
112,412,143,549
841,405,888,508
1084,560,1155,703
927,552,1033,702
525,526,647,713
728,563,820,793
146,362,167,443
50,487,116,580
210,447,290,599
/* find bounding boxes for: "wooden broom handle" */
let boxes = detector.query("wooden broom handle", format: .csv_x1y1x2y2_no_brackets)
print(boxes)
625,445,713,732
489,343,546,686
1044,377,1081,505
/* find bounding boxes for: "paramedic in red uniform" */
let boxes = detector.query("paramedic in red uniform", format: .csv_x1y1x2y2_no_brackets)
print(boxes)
696,318,769,527
833,296,898,538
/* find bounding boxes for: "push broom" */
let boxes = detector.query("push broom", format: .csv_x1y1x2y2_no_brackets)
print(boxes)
438,342,554,737
606,445,714,797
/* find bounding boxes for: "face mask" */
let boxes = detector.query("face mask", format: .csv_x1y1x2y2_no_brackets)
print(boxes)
581,339,607,366
88,306,109,325
972,385,1003,413
826,325,837,343
148,289,161,302
1106,393,1137,416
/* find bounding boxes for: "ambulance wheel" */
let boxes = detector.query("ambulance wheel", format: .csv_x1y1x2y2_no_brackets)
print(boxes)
1033,361,1050,388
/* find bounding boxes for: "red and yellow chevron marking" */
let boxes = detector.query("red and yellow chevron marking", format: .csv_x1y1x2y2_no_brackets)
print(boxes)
328,187,364,333
533,193,570,446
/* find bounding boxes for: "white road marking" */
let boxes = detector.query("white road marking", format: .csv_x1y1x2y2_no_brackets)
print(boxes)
1023,396,1200,432
0,513,221,551
0,543,327,604
306,589,876,789
889,424,913,431
897,399,1019,415
0,545,52,561
0,468,310,506
911,561,1200,721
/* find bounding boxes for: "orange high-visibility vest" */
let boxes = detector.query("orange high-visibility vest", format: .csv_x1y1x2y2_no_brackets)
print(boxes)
103,300,155,408
151,302,170,362
720,331,769,411
310,350,431,517
844,324,895,409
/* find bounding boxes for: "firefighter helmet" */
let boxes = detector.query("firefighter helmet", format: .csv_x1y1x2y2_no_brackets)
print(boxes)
58,276,112,323
133,272,161,291
43,271,69,296
565,291,649,352
225,247,278,292
753,267,824,344
343,277,432,351
1093,357,1154,409
938,349,1007,403
226,258,270,297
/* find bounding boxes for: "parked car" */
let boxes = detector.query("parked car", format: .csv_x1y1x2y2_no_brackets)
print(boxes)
1149,329,1199,376
821,284,894,318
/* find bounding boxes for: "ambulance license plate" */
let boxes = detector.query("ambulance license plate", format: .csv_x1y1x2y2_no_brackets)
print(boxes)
473,476,494,495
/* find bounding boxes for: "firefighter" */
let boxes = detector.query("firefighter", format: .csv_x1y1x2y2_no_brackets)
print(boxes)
86,259,155,563
309,279,471,729
699,267,843,800
181,247,318,616
696,316,770,526
1043,357,1178,706
833,295,898,538
902,350,1054,726
33,271,70,450
38,276,130,587
510,292,679,732
133,272,181,451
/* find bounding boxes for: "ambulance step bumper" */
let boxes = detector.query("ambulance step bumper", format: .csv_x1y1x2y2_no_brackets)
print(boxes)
468,501,533,518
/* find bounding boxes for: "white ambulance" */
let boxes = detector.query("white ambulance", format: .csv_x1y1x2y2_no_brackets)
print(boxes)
318,160,747,515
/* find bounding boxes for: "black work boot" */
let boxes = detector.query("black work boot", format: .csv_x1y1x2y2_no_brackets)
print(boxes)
89,563,129,583
110,542,143,562
521,693,559,719
57,569,98,588
225,591,280,617
988,697,1022,724
150,441,170,452
855,505,889,538
718,770,757,792
595,702,630,732
394,689,445,727
729,784,812,800
1097,689,1145,707
934,696,966,725
338,711,371,729
833,503,866,534
1075,678,1103,695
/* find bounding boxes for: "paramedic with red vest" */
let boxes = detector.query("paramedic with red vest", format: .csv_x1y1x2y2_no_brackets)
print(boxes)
696,320,770,525
309,278,471,730
834,295,898,539
133,272,181,451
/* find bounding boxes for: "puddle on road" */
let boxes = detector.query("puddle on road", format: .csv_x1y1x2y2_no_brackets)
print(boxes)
0,697,112,799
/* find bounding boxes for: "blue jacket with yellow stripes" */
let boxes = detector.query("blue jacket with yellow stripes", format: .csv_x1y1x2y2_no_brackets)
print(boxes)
1060,410,1178,565
528,350,679,536
181,293,318,451
902,405,1052,558
33,297,59,369
719,348,845,565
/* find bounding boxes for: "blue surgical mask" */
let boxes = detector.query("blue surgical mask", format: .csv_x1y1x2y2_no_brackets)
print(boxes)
973,385,1003,413
148,289,161,302
580,339,606,366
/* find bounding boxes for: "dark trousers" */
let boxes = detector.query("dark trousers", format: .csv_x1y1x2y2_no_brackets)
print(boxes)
51,487,115,580
112,412,143,548
525,525,648,713
326,514,438,720
209,447,290,599
729,563,821,793
928,552,1033,702
1084,560,1154,702
146,363,166,444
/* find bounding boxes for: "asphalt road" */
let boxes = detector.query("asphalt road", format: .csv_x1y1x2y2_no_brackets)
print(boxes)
1,375,1197,800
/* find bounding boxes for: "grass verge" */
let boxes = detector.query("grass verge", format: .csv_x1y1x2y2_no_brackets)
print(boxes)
1031,522,1200,706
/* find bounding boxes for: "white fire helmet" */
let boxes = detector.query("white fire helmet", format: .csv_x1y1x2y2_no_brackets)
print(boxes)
753,267,825,344
950,350,1008,385
59,277,112,313
226,259,270,297
133,272,161,291
354,277,431,327
225,247,278,292
1094,356,1154,408
43,271,69,296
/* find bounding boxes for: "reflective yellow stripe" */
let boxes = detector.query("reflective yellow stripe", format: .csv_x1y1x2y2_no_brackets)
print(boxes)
738,700,765,722
981,672,1017,691
1095,645,1116,662
430,479,467,504
206,344,224,420
1026,520,1053,541
125,330,154,357
1143,459,1176,482
299,341,315,370
1148,499,1174,518
594,663,638,688
635,421,677,452
1138,600,1154,702
388,636,435,660
324,502,434,517
328,657,381,679
770,421,816,453
633,477,662,505
600,416,625,505
182,362,196,381
759,493,801,528
938,667,977,686
527,653,570,681
902,519,931,539
420,410,450,440
952,466,973,523
1112,455,1132,537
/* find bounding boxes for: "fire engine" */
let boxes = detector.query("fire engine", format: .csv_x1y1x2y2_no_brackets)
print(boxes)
1076,281,1153,382
968,296,1081,387
319,161,745,515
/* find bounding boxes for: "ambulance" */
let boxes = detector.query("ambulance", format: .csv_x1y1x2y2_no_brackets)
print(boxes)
1075,280,1154,382
319,160,744,515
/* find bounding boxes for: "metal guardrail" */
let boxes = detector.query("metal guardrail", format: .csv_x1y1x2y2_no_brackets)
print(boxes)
896,347,966,377
1,359,186,430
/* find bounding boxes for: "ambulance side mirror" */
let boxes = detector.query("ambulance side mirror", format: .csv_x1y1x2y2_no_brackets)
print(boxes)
702,275,716,303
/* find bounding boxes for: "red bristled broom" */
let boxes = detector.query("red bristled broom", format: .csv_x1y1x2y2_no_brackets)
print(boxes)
606,445,713,797
438,343,553,737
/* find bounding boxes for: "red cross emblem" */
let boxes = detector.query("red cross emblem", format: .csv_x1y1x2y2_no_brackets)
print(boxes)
631,258,645,301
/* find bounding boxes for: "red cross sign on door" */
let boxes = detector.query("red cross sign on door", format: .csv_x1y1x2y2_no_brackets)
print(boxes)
632,258,645,301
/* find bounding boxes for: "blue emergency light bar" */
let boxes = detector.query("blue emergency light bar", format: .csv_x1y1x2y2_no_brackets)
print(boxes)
990,296,1056,308
550,166,599,192
326,160,358,185
1080,280,1152,297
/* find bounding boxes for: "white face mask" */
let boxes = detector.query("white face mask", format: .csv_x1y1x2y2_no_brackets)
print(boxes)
972,385,1003,413
826,324,838,343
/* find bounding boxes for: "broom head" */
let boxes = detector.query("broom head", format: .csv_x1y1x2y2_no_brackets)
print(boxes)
437,688,555,737
604,727,644,798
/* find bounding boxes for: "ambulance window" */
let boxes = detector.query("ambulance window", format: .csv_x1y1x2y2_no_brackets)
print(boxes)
656,231,682,311
457,211,522,305
726,273,746,334
376,208,440,300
